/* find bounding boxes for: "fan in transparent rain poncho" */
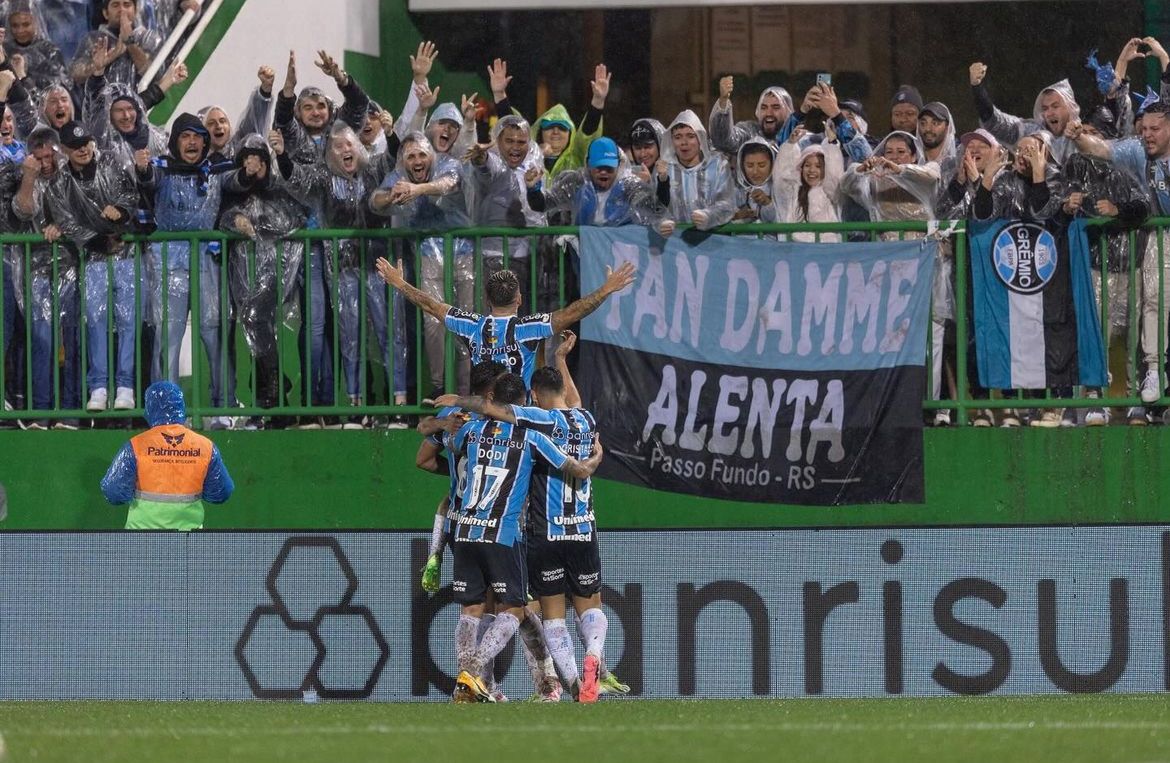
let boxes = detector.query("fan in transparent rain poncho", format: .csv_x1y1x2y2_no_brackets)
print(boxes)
11,127,82,426
463,114,546,306
0,0,67,116
69,0,161,89
1085,96,1170,415
525,136,665,229
39,120,138,413
708,76,799,154
85,81,167,228
656,109,737,236
840,129,951,423
275,50,371,418
370,131,471,399
136,112,237,429
219,133,305,427
199,64,276,164
282,121,409,427
101,381,233,531
970,62,1085,166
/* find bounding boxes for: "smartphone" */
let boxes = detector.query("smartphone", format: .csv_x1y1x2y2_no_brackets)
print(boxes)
816,72,832,86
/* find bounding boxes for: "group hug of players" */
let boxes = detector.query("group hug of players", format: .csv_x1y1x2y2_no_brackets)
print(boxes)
376,255,637,703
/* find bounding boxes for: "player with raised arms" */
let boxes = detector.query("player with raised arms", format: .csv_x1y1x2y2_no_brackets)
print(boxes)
375,258,635,389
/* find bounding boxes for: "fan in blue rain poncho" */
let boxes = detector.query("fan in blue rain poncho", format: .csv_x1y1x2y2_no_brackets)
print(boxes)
101,380,233,530
657,109,737,235
137,112,237,428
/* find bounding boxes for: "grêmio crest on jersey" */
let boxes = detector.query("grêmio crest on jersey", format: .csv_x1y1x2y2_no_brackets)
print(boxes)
991,222,1058,295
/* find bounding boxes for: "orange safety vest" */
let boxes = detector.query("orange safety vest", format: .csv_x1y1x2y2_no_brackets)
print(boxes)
126,425,214,530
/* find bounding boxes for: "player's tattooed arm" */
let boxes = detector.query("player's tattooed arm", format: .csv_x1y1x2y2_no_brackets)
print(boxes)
375,257,452,321
550,261,636,333
433,394,518,423
562,434,604,479
554,330,582,408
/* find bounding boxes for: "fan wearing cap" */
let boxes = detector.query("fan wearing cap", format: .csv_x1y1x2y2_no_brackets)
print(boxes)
627,118,671,208
525,136,666,232
69,0,161,89
43,118,139,413
136,112,236,428
890,85,923,134
275,49,371,167
917,101,958,181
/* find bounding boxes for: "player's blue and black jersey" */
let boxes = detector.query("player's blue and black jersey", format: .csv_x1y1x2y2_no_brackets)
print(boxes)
510,405,597,541
429,405,472,533
444,308,554,388
443,418,571,547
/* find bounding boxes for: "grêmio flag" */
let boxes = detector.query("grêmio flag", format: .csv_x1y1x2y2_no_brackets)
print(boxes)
969,218,1106,390
577,226,936,506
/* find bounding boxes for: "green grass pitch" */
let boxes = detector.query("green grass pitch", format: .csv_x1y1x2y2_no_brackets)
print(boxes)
2,695,1169,762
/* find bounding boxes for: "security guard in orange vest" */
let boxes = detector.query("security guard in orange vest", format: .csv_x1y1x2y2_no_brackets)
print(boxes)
100,381,234,529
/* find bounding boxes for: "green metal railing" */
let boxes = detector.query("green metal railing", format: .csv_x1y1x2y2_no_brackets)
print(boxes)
0,218,1167,426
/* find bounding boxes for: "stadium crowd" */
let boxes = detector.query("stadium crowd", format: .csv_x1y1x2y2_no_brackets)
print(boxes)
0,0,1169,429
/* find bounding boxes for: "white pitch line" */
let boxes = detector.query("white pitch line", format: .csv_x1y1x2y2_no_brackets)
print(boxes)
7,720,1170,738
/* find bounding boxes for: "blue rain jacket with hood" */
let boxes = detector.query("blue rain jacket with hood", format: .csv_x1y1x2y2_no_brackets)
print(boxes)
100,381,234,530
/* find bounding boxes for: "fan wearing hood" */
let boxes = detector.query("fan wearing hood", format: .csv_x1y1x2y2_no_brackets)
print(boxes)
199,65,277,165
274,50,370,168
100,381,234,530
731,138,780,225
281,122,404,419
658,109,736,233
2,1,67,112
219,133,306,420
69,0,161,89
917,101,958,183
136,112,236,424
372,131,471,397
972,132,1063,222
709,76,797,155
627,118,671,208
526,136,666,231
969,62,1085,166
464,114,546,304
9,82,74,141
11,126,82,421
409,96,477,166
773,131,845,242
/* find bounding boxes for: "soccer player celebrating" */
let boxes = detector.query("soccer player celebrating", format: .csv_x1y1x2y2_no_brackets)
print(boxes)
437,331,624,701
374,258,635,389
443,372,603,703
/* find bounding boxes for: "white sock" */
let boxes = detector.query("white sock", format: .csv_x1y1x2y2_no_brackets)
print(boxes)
472,612,520,674
542,618,579,685
455,614,479,674
577,608,608,658
428,513,446,557
476,614,496,689
518,610,556,689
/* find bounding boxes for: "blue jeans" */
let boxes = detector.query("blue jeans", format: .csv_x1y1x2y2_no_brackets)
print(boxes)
337,268,407,398
84,257,138,391
30,274,80,411
299,243,334,406
148,242,236,408
2,255,13,361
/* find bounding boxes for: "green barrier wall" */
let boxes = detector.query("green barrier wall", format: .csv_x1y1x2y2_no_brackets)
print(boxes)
2,428,1168,530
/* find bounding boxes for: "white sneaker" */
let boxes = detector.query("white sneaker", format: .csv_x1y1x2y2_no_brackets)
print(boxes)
1000,408,1021,428
1029,410,1062,428
1140,369,1161,404
206,416,232,431
1084,408,1109,427
933,409,952,427
86,388,108,412
113,387,135,410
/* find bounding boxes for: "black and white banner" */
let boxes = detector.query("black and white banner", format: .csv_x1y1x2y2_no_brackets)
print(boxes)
578,227,936,505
